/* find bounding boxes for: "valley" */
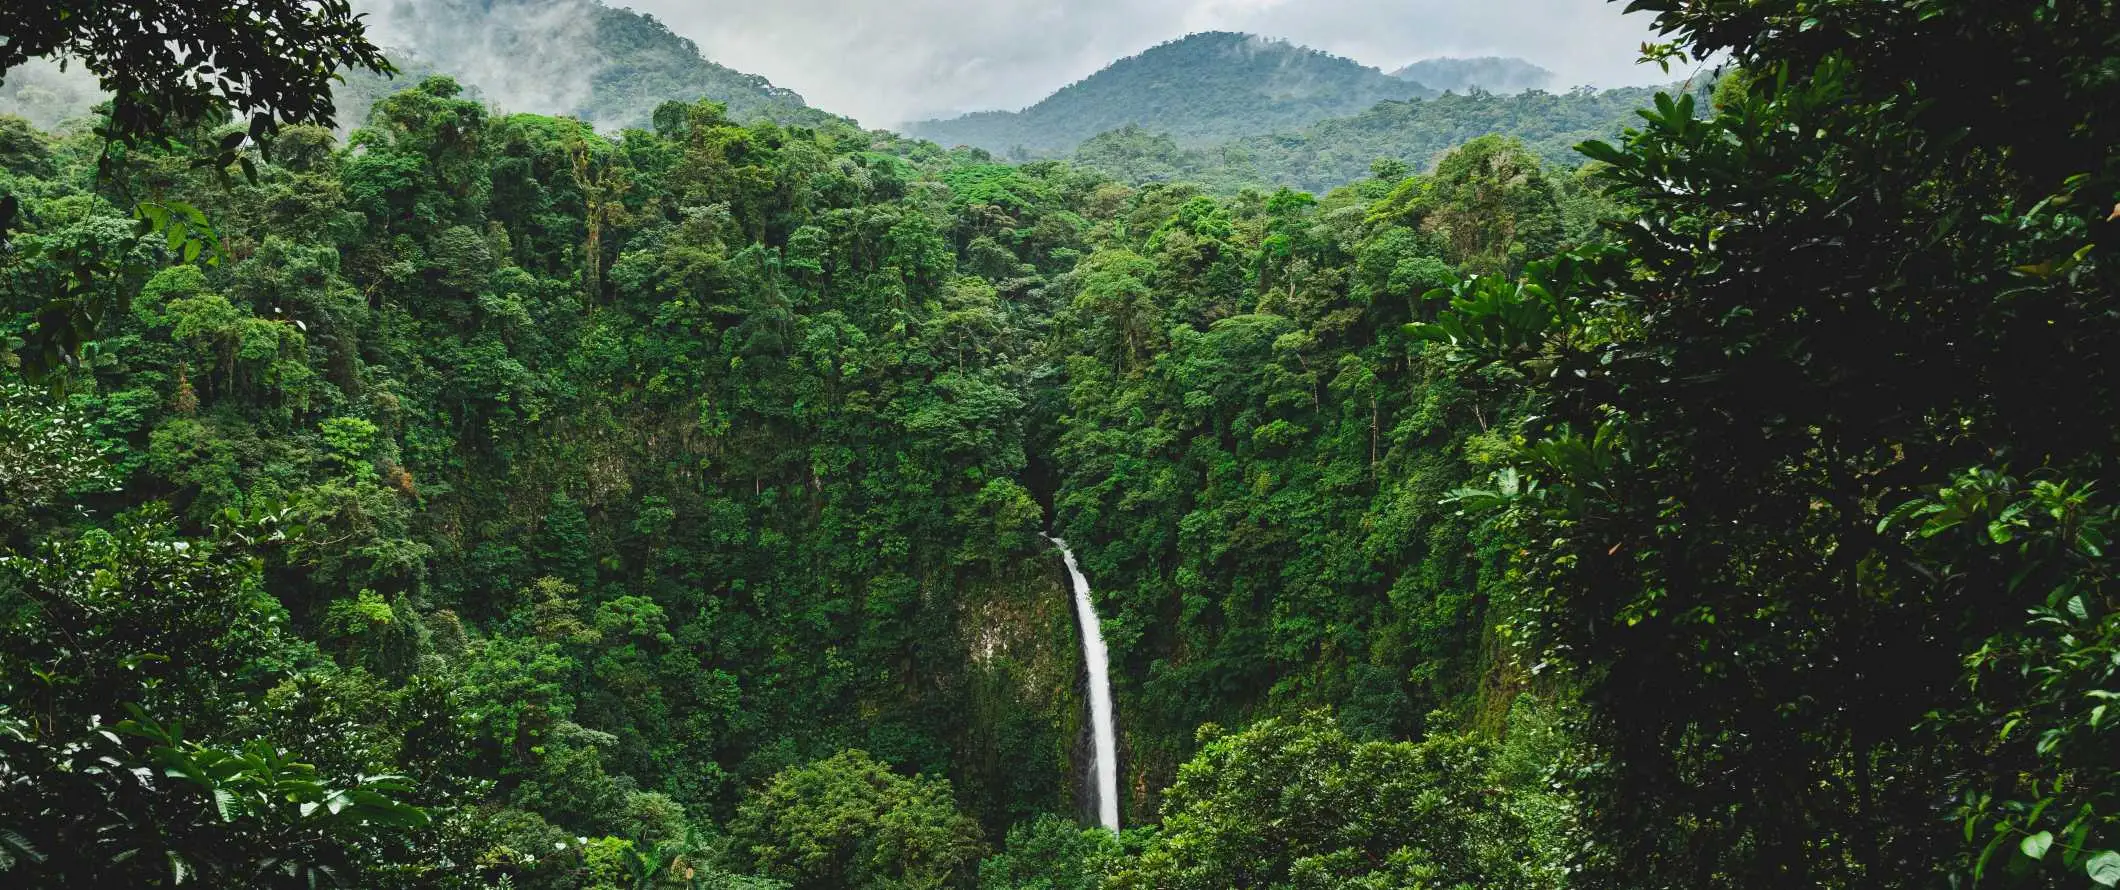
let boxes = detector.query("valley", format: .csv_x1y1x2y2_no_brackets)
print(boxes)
2,1,2115,889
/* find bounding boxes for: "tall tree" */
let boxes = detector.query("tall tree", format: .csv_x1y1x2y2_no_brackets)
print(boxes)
1424,1,2120,887
0,0,389,150
0,0,391,376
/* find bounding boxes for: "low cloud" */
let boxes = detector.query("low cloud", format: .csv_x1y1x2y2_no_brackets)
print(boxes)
614,0,1672,127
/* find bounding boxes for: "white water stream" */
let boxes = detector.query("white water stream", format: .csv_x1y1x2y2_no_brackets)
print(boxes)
1051,538,1120,832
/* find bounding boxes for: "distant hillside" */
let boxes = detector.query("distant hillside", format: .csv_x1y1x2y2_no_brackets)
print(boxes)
1392,57,1555,94
0,59,102,132
1074,83,1699,194
341,0,837,131
908,32,1434,157
2,0,846,135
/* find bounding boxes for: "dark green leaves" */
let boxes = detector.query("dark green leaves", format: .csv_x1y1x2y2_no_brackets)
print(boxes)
0,0,392,153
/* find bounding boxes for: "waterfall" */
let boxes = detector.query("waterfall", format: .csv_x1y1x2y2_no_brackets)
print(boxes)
1051,537,1120,832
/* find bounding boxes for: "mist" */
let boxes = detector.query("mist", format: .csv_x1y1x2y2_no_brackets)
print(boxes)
355,0,605,118
613,0,1673,126
5,0,1675,134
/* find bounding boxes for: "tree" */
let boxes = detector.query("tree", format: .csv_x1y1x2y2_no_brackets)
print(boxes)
976,815,1121,890
0,0,390,151
1371,135,1559,276
0,386,428,886
0,1,392,377
732,750,984,890
0,377,111,536
1108,712,1544,890
1423,1,2120,887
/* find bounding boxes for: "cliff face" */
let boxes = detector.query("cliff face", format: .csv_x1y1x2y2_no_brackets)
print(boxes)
954,554,1088,830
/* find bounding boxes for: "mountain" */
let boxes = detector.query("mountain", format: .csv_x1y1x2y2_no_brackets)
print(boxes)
1073,82,1690,194
339,0,837,131
1393,56,1555,94
907,32,1434,157
0,0,846,134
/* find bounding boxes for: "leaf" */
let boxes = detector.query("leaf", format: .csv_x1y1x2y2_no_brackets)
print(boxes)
1575,139,1627,166
2091,850,2120,887
1977,828,2012,881
0,828,45,866
2022,831,2053,860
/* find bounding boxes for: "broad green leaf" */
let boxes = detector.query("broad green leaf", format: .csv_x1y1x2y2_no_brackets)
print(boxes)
213,788,239,821
2022,831,2052,860
2091,851,2120,887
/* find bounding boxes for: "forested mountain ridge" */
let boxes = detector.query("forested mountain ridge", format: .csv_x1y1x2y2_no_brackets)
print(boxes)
0,7,1630,201
0,0,842,135
341,0,834,131
906,32,1435,157
1392,56,1556,93
1072,81,1687,193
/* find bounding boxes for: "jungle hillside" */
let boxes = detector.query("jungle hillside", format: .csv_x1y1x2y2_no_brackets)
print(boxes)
2,1,2118,889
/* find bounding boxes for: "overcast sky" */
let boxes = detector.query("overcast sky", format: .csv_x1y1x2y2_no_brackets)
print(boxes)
613,0,1673,127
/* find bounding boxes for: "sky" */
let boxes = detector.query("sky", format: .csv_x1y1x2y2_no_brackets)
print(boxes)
614,0,1674,127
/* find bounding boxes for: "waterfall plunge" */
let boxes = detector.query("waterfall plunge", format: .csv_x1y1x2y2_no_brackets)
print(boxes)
1051,538,1120,832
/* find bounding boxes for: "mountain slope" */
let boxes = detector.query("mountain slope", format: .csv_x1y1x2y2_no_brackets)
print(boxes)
341,0,836,131
908,32,1434,157
1392,57,1555,93
1073,82,1690,194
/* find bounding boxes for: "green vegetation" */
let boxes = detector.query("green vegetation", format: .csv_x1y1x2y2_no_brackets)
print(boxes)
0,61,1577,883
731,750,983,890
0,0,389,151
6,0,2120,889
0,64,1075,883
908,33,1432,157
1108,711,1564,890
1074,83,1689,194
1410,1,2120,886
911,34,1657,196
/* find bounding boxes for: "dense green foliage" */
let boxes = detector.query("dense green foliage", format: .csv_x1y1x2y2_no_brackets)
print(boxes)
1108,711,1560,890
0,0,393,379
908,33,1433,158
1415,1,2120,887
0,73,1087,883
0,0,390,151
0,382,441,885
0,62,1581,883
1045,134,1613,798
1073,83,1684,194
730,749,982,890
8,0,2120,888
